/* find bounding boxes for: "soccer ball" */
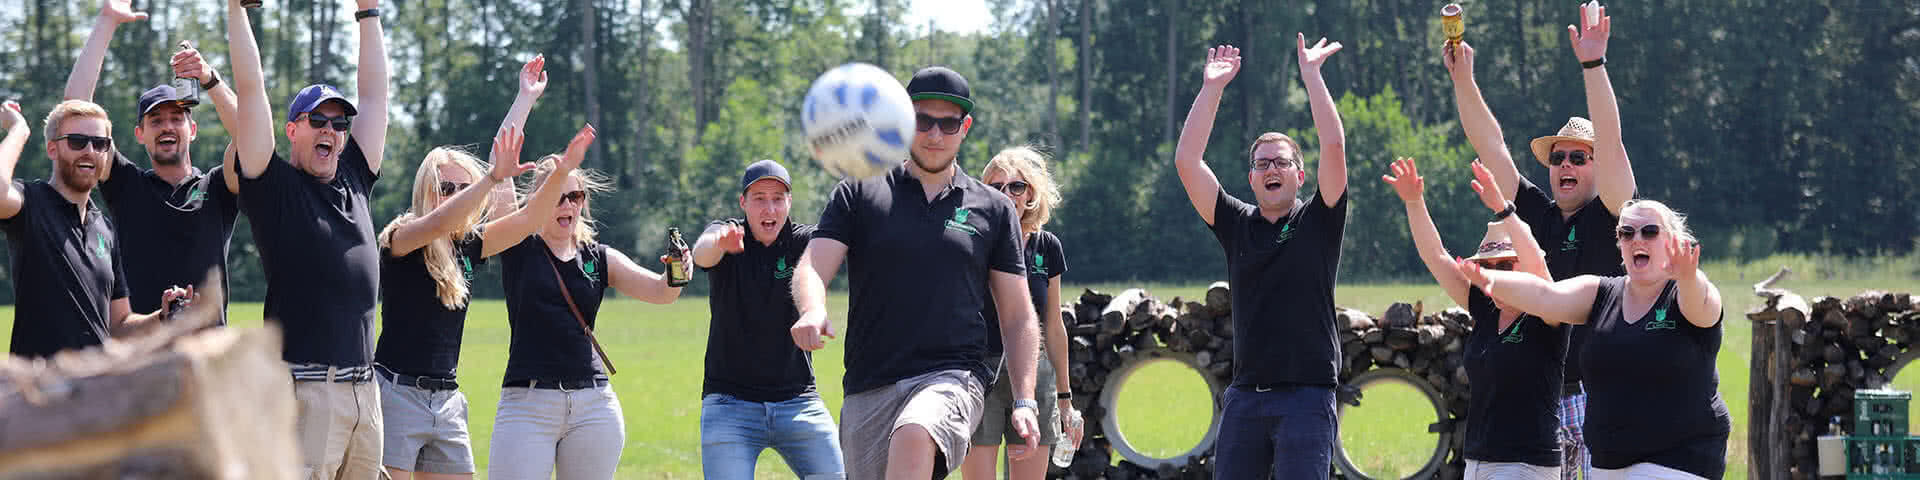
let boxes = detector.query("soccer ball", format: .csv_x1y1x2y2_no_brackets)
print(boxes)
802,63,915,179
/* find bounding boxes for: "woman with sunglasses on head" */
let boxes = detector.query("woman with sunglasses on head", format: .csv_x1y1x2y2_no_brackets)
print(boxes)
369,56,550,480
1456,198,1727,480
1384,158,1571,479
960,146,1083,480
484,124,692,479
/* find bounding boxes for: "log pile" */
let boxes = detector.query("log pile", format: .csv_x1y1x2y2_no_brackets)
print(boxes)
1748,282,1920,480
1056,284,1475,480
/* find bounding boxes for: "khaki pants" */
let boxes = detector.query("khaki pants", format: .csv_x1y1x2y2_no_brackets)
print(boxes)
295,377,389,480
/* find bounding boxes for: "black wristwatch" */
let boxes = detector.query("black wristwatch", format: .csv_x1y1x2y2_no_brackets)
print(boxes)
1581,57,1606,69
1492,202,1516,221
200,71,221,90
1057,391,1073,400
354,8,380,21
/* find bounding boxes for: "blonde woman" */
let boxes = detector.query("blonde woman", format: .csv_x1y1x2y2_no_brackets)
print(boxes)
1458,199,1728,480
962,146,1083,480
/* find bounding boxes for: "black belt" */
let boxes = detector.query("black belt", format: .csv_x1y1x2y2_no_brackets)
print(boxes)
510,378,610,390
376,365,459,391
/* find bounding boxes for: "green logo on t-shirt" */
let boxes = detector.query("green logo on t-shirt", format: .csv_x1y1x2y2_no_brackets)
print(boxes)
93,235,109,260
1275,223,1296,245
460,256,475,281
1500,322,1525,344
1646,307,1676,330
1561,226,1580,252
1031,252,1047,276
582,258,600,283
944,208,980,236
186,183,207,204
773,256,794,279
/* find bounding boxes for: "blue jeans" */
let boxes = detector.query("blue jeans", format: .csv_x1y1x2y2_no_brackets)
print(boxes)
1213,384,1336,480
701,392,846,479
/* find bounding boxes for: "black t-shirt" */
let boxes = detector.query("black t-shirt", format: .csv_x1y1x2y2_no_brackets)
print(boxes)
1463,287,1566,466
1208,189,1347,387
1514,176,1625,385
700,219,817,402
3,181,130,358
980,230,1070,377
814,165,1026,395
98,151,238,326
499,235,611,384
1582,277,1729,478
374,230,485,379
237,140,380,367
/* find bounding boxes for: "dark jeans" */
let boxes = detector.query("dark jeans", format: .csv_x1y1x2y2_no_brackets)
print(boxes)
1213,384,1337,480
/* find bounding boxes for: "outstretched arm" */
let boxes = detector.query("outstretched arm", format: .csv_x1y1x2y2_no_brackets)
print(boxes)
1445,42,1520,199
64,0,147,102
1383,158,1469,307
606,248,685,304
1173,46,1238,226
691,221,744,269
351,0,390,172
1459,260,1600,326
1570,4,1635,214
386,126,534,256
227,0,275,179
478,124,593,258
1666,236,1723,328
789,238,846,351
0,102,28,219
1299,34,1347,206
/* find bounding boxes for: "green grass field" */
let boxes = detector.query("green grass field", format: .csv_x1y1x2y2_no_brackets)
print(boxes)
3,253,1914,478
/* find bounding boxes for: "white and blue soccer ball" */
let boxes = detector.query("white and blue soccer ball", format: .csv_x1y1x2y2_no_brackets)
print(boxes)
802,63,915,180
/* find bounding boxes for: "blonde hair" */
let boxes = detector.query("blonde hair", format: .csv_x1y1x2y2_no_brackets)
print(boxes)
43,100,112,144
981,146,1063,232
529,155,613,246
1620,199,1698,245
1247,132,1302,166
378,147,489,309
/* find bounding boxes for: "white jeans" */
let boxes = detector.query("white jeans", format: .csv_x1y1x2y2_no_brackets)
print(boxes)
487,385,626,479
1590,463,1709,480
1466,460,1560,479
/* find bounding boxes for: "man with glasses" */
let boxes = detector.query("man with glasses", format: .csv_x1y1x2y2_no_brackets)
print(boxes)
63,0,243,327
790,65,1044,479
1171,38,1350,478
0,99,184,358
1441,6,1638,477
226,0,392,477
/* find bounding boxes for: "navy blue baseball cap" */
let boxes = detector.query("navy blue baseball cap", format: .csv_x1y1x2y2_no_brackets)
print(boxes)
285,84,358,123
740,160,791,194
137,84,198,119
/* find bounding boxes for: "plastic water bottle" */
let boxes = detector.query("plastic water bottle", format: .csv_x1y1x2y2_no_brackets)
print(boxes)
1051,437,1075,468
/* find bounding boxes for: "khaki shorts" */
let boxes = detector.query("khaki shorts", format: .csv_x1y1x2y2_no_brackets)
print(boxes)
294,375,389,480
971,353,1060,446
840,369,985,479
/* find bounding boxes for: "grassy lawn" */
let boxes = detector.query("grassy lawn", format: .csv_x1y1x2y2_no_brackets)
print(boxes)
2,253,1914,478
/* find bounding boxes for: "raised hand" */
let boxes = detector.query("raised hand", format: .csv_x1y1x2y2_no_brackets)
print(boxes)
1455,257,1491,289
171,43,214,85
1665,234,1701,279
1443,41,1477,78
1380,157,1425,204
559,124,596,172
1469,160,1508,213
1297,33,1344,72
718,223,746,254
520,54,549,98
1568,2,1610,63
0,101,24,131
100,0,148,24
356,0,380,11
488,125,535,182
1201,45,1242,87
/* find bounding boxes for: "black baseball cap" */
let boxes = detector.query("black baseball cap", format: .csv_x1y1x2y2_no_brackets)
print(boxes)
740,159,791,194
906,66,973,115
137,84,199,119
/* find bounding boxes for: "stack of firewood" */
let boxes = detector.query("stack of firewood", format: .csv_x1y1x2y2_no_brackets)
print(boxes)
1748,283,1920,480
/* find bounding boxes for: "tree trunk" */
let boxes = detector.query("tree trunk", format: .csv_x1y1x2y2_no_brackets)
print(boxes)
631,0,654,184
579,0,604,169
686,0,711,136
1043,0,1058,146
1162,0,1176,146
1077,0,1091,153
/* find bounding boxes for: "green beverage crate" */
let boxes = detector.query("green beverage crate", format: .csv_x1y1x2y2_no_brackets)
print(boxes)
1858,389,1913,436
1851,436,1909,474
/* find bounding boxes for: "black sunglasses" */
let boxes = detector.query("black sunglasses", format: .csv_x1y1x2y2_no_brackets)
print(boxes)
1250,157,1296,171
915,113,964,135
1617,224,1662,241
301,112,353,132
56,134,113,152
987,180,1030,196
1548,150,1590,167
559,190,588,206
1476,259,1516,271
437,181,471,197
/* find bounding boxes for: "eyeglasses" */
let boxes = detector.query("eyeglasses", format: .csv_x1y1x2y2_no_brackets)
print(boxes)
301,112,353,132
56,134,113,152
1617,224,1662,241
915,113,964,135
559,190,588,206
1250,157,1296,171
1475,259,1516,271
437,181,471,197
987,180,1030,196
1548,150,1590,167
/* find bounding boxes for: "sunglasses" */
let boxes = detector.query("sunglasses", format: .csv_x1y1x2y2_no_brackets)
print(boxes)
1548,150,1590,167
987,180,1030,196
1617,224,1662,241
55,134,113,152
559,190,588,206
301,112,353,132
1250,157,1296,171
915,113,965,135
1475,259,1516,271
437,181,471,197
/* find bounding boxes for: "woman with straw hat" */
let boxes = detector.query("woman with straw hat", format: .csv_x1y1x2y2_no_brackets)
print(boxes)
1384,158,1572,479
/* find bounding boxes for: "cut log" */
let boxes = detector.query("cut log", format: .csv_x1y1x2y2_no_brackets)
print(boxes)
1204,281,1231,315
1101,289,1148,337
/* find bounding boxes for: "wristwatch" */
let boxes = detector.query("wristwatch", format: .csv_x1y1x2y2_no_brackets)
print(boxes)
1012,399,1038,411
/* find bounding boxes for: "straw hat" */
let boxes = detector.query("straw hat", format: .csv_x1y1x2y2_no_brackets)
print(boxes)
1529,117,1597,169
1463,223,1519,262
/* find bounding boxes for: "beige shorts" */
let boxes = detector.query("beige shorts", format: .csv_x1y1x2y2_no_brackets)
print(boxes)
293,373,389,480
840,369,985,479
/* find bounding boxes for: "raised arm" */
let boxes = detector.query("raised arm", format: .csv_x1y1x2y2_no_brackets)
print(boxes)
691,221,745,269
174,46,244,194
1459,260,1601,326
227,0,275,179
788,238,847,351
1382,157,1468,307
501,55,547,133
606,248,686,304
1298,34,1347,206
386,127,534,256
1570,4,1635,214
351,0,390,171
1172,46,1238,226
64,0,147,102
1470,161,1550,282
1445,42,1519,199
478,124,592,258
1665,236,1722,328
0,102,27,219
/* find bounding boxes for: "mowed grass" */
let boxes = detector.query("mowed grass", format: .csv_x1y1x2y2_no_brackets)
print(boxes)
1,254,1914,478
